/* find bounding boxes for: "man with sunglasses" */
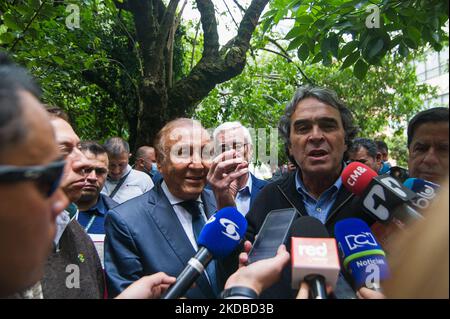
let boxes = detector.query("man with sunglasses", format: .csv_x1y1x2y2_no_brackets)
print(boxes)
0,55,180,299
0,54,69,297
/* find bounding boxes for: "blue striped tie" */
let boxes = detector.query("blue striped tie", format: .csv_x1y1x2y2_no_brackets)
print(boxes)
179,200,219,297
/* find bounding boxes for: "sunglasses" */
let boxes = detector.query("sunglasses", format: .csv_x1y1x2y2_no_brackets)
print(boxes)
0,159,66,197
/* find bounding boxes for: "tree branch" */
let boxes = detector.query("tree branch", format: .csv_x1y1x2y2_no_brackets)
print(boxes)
155,0,180,59
232,0,246,13
230,0,269,50
169,0,270,115
128,0,157,76
265,38,314,84
190,21,201,70
167,0,188,88
10,0,46,51
195,0,220,58
222,0,239,29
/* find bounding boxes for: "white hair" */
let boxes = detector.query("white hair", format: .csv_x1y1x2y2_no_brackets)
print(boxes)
213,121,253,146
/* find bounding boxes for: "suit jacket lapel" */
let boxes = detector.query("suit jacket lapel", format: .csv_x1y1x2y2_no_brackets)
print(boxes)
147,185,196,267
250,173,263,206
201,189,217,218
148,185,217,298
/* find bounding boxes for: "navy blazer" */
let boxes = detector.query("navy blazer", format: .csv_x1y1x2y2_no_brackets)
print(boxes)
249,173,268,207
104,182,220,299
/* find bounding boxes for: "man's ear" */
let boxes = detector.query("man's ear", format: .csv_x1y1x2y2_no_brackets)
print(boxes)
128,153,132,159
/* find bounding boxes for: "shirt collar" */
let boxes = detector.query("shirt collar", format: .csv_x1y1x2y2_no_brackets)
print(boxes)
238,173,252,194
295,163,345,199
161,181,202,206
84,194,108,216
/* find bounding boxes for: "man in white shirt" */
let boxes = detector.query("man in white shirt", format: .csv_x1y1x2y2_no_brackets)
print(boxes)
101,137,154,204
213,122,267,216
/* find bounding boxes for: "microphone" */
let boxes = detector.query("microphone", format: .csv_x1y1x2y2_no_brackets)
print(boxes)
162,206,247,299
291,216,340,299
335,218,390,292
404,178,440,211
341,162,424,224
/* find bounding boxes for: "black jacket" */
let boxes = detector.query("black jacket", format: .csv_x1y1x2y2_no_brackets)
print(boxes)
246,170,375,239
42,220,105,299
244,170,376,299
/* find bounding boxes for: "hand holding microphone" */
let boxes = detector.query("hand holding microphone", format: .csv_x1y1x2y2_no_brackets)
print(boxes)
162,206,247,299
290,216,341,299
223,245,290,297
334,218,390,294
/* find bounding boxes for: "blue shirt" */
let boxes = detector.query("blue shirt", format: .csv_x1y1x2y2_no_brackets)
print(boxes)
235,173,252,216
77,194,110,234
378,161,391,175
295,170,342,224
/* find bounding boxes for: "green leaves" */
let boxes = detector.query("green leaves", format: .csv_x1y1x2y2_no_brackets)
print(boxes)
353,59,369,80
341,50,360,69
3,13,23,31
261,0,448,80
340,41,359,58
297,43,309,61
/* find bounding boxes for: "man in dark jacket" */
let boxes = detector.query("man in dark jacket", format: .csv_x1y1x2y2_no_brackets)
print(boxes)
244,86,376,298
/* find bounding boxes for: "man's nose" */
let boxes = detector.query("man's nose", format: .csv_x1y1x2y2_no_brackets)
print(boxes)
190,150,205,169
308,126,325,143
110,166,121,175
422,148,440,166
71,148,91,176
86,170,98,182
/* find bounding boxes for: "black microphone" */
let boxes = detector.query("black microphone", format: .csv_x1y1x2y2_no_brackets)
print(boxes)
162,207,247,299
290,216,340,299
341,162,424,224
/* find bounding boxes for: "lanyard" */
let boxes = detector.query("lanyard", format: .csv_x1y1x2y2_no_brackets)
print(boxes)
84,214,96,233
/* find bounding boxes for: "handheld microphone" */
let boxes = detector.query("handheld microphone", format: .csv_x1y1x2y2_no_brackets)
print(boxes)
404,178,440,210
291,216,340,299
341,162,423,224
335,218,390,292
162,206,247,299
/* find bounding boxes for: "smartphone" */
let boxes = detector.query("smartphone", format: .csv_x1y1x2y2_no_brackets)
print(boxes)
247,208,298,264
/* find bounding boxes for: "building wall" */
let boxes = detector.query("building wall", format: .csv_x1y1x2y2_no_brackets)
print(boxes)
415,46,449,108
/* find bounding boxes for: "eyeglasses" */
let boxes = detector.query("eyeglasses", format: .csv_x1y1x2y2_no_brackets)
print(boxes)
0,159,66,198
219,142,247,153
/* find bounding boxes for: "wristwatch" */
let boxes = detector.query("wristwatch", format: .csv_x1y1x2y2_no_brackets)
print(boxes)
220,286,259,299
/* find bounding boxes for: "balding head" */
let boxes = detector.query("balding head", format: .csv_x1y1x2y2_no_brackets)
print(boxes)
135,146,157,174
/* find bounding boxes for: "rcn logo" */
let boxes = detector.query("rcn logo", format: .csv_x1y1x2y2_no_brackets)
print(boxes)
345,232,378,250
220,218,240,241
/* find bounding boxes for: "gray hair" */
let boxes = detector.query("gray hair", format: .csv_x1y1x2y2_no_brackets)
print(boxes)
278,86,358,156
103,137,130,158
213,121,253,146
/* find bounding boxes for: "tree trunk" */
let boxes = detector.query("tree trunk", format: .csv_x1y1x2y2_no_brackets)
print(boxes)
123,0,269,146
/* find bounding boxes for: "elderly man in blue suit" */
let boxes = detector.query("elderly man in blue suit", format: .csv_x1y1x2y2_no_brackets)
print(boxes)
213,122,268,216
104,118,249,298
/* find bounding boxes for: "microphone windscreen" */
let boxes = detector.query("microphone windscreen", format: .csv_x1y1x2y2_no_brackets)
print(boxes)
334,218,390,288
198,206,247,259
290,216,340,289
290,216,330,238
341,162,378,196
404,177,440,193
